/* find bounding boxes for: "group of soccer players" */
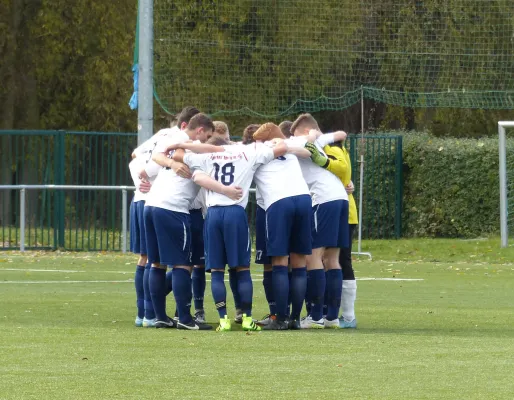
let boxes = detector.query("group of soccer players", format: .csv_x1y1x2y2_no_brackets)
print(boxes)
128,106,358,331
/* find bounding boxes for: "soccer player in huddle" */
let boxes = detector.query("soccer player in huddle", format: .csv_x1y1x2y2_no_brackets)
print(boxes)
290,113,349,328
251,123,313,330
129,106,201,328
171,135,288,332
144,113,217,330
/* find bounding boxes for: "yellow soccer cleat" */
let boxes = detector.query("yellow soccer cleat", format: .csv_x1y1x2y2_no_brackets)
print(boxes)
242,314,261,331
216,315,232,332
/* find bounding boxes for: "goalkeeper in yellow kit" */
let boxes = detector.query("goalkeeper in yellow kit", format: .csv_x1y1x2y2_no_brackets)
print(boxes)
305,132,358,329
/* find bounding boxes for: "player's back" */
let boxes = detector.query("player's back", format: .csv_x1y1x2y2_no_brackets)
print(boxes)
145,130,200,213
253,152,309,210
290,137,347,205
187,143,274,209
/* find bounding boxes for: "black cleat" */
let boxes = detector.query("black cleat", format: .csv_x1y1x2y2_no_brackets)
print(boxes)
288,319,301,330
155,319,176,329
262,316,287,331
177,320,213,330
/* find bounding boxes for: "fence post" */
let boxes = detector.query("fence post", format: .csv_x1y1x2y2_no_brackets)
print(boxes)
395,136,403,238
122,189,128,253
20,188,25,252
57,131,66,248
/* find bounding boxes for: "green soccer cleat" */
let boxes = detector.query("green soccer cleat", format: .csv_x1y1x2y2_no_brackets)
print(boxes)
216,315,232,332
242,314,261,331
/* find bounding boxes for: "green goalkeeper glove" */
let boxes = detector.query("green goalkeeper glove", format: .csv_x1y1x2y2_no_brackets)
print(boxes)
305,142,329,168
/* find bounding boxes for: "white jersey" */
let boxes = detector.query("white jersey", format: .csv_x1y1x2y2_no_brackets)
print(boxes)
255,187,265,209
290,134,348,206
253,148,309,210
184,143,275,209
190,188,206,212
144,129,200,213
128,158,146,202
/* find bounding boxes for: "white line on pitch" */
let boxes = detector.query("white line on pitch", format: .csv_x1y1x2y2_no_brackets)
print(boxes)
0,277,423,284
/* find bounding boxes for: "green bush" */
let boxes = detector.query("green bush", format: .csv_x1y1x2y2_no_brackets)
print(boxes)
402,132,510,238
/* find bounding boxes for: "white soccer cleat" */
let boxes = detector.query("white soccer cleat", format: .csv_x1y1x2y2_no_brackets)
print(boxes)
323,318,340,329
135,316,144,327
300,315,324,329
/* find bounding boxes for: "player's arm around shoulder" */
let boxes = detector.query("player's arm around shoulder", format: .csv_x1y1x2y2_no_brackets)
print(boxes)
192,172,243,201
323,144,348,179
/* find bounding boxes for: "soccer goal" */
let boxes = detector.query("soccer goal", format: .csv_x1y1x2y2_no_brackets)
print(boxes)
498,121,514,248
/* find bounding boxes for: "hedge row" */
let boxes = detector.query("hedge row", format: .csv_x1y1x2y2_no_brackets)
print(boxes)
401,132,513,238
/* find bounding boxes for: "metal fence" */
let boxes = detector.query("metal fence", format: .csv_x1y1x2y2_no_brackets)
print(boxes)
0,130,403,251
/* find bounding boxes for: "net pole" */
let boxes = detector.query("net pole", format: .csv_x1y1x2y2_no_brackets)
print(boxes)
137,0,154,145
353,86,372,259
499,123,508,247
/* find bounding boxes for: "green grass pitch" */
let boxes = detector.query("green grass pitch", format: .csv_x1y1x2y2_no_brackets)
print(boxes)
1,238,513,399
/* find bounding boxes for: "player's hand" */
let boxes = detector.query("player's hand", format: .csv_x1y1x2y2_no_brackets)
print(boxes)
138,169,150,181
139,181,152,193
345,180,355,194
334,130,347,141
305,143,329,168
222,185,243,201
171,161,192,179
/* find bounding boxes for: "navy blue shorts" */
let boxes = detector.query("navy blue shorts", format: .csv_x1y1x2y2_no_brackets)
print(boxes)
312,200,349,249
144,206,192,267
266,194,313,257
204,205,251,270
255,206,271,265
190,208,205,266
129,199,147,255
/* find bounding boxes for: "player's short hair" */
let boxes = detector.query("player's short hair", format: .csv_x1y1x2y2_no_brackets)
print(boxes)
253,123,285,142
177,106,200,127
279,121,293,138
242,124,261,144
207,136,230,146
290,113,320,135
187,113,215,132
213,121,229,136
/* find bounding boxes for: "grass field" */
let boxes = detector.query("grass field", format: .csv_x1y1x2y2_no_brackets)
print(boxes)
1,238,513,399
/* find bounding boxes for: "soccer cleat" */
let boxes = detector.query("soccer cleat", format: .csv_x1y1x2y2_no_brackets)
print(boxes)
256,314,272,327
234,309,243,324
339,318,357,329
194,310,206,324
324,318,340,329
154,319,176,329
177,320,213,330
142,317,156,328
262,316,288,330
216,315,232,332
242,314,261,331
300,315,324,329
135,316,144,327
288,319,301,330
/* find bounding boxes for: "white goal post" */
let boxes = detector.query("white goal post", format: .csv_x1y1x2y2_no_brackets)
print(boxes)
498,121,514,248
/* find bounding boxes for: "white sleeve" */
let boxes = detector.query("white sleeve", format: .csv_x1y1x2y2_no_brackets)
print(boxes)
128,159,143,188
183,153,211,173
286,137,307,147
255,146,275,166
316,133,336,148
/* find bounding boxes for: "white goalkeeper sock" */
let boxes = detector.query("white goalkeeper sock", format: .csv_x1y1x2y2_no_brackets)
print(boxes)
341,280,357,322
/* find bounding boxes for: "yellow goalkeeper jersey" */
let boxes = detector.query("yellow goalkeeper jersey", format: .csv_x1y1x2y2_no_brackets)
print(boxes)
324,144,358,224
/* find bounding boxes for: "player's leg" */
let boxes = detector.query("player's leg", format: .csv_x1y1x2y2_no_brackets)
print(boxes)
323,200,348,328
339,223,357,328
224,205,260,331
144,206,172,328
255,205,274,326
287,194,312,329
262,197,295,330
157,210,210,331
190,209,207,323
205,207,231,331
130,199,145,327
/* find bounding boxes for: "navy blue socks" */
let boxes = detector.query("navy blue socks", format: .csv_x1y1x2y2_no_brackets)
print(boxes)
326,269,343,321
263,270,276,315
272,266,289,320
211,271,227,318
135,265,145,319
290,267,307,321
308,269,326,321
143,263,155,320
192,267,206,311
149,267,167,321
172,268,193,324
237,269,253,317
